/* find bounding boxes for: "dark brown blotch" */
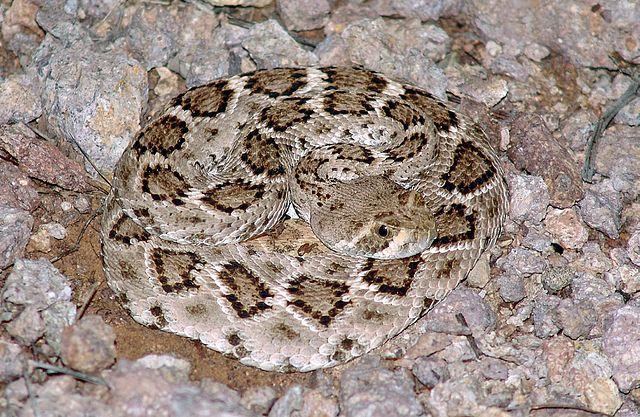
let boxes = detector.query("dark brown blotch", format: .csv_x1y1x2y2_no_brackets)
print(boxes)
108,214,150,245
361,257,422,296
381,99,423,130
361,309,385,322
401,86,458,132
244,68,307,98
323,67,388,92
185,304,207,317
218,261,274,319
260,97,315,132
432,203,477,247
286,275,351,327
141,166,189,203
150,305,168,328
132,115,188,157
273,323,300,341
200,180,274,214
227,333,242,346
179,80,233,118
238,130,291,178
441,141,496,195
324,90,375,116
150,248,202,294
422,297,436,312
387,131,429,162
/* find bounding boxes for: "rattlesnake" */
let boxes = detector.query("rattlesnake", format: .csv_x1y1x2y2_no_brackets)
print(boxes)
101,67,508,372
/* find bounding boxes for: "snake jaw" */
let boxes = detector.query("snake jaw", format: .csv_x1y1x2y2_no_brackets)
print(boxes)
313,203,438,260
375,226,438,259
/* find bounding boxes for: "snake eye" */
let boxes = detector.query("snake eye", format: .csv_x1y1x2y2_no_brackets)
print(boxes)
377,225,389,237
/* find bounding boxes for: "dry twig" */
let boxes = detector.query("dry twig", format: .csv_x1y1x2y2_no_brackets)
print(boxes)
582,53,640,182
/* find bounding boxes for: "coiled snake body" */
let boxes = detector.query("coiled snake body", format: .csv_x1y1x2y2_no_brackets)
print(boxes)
101,67,508,372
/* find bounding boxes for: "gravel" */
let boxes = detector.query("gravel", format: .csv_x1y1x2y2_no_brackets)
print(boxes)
0,1,638,415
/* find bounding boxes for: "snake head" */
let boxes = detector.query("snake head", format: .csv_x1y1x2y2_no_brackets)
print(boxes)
309,177,438,260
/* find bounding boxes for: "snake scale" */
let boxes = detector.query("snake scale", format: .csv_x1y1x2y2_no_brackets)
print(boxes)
101,67,508,372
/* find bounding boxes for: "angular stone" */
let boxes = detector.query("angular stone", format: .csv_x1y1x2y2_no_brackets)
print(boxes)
340,358,423,417
5,305,45,345
0,339,25,383
508,114,584,208
603,305,640,393
507,173,549,224
60,315,116,373
0,206,33,270
578,179,622,239
277,0,330,31
544,208,589,250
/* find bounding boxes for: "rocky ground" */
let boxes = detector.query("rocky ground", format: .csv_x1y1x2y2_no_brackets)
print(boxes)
0,0,639,416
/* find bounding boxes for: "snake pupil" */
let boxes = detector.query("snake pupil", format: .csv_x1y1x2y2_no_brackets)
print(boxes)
377,225,389,237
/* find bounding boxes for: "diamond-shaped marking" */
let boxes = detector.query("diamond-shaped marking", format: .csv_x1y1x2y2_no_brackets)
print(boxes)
286,274,351,327
217,261,274,319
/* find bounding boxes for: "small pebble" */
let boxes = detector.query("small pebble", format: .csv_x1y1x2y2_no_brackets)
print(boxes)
578,180,622,239
521,227,553,252
507,173,549,224
60,315,116,373
541,266,574,293
603,305,640,393
544,208,589,250
554,299,596,339
200,379,242,407
73,195,91,214
0,206,33,269
0,340,25,383
523,42,550,62
462,78,508,107
485,40,502,56
532,294,561,338
43,222,67,240
497,274,526,302
340,359,423,417
29,227,53,252
466,252,491,288
5,306,45,346
412,356,449,388
4,378,28,407
425,287,496,332
497,247,547,276
268,385,303,417
276,0,330,31
241,386,278,415
616,265,640,295
134,354,191,382
299,389,339,417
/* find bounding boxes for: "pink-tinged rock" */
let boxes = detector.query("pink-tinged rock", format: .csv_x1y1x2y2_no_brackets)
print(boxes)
507,173,549,224
0,123,89,191
603,305,640,393
60,315,116,373
628,231,640,267
0,339,25,383
544,208,589,250
0,206,33,269
508,114,584,208
0,160,39,211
